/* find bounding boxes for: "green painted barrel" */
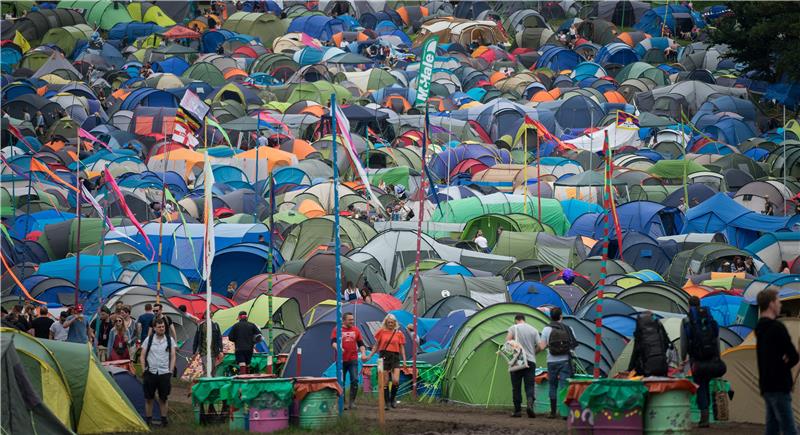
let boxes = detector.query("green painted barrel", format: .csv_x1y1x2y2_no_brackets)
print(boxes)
293,389,338,429
645,390,692,434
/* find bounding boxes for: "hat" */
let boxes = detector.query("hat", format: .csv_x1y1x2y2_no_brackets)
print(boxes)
74,304,84,312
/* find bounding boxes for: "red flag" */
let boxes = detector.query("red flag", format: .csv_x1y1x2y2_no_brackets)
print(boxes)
103,169,156,259
7,124,36,152
78,128,112,151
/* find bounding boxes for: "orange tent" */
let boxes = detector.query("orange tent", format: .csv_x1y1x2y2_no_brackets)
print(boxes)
531,88,561,103
224,68,248,80
281,139,315,159
234,146,297,172
298,199,325,218
603,90,627,104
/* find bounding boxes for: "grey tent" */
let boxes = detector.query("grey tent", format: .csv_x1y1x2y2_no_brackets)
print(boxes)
402,271,509,317
634,81,749,117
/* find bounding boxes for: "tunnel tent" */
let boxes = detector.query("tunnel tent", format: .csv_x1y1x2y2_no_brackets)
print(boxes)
401,273,509,315
423,295,484,319
492,231,586,270
223,11,288,48
461,213,554,246
213,294,304,335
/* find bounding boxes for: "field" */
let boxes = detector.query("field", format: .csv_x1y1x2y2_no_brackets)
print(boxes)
133,384,766,435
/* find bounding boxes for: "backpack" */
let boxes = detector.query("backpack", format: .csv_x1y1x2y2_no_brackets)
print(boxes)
687,307,719,361
143,331,173,372
548,322,576,356
635,316,668,376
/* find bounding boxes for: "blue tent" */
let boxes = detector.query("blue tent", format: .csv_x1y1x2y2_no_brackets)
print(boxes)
10,210,76,239
684,193,792,247
765,82,800,110
287,16,346,41
601,314,637,337
536,45,584,71
119,87,178,109
701,292,744,327
37,255,122,291
593,200,683,240
595,43,640,66
121,261,190,292
560,199,604,224
508,281,571,314
108,22,163,41
152,56,190,75
425,309,473,348
203,242,283,294
634,5,706,35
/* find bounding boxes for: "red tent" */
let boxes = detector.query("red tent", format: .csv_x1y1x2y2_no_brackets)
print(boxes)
161,25,201,40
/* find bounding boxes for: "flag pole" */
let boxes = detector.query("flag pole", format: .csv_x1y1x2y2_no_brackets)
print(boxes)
411,106,430,399
267,163,274,355
535,126,541,224
203,153,215,377
594,130,611,379
74,130,82,305
331,94,345,416
783,104,787,189
523,125,528,214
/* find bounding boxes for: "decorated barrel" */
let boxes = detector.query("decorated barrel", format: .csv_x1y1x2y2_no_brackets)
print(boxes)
226,375,293,433
577,379,647,434
191,377,231,425
643,378,696,434
565,378,595,434
290,377,342,429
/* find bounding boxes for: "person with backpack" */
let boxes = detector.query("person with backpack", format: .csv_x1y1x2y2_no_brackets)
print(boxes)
539,308,576,419
193,313,223,376
628,311,671,377
505,314,541,418
680,296,725,428
228,311,262,374
140,318,176,427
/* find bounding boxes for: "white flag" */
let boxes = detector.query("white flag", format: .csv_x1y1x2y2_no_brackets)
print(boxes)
202,155,215,281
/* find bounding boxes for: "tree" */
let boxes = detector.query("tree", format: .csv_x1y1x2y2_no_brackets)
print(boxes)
710,2,800,82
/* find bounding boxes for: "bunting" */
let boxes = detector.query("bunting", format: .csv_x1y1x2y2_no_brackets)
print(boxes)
103,169,156,259
173,108,200,148
78,128,112,151
332,104,385,213
7,124,36,152
205,115,233,148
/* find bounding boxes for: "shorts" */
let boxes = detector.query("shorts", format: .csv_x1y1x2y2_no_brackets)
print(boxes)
235,350,254,365
379,351,401,371
143,372,171,401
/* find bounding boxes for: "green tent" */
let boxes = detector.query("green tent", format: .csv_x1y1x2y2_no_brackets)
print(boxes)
615,282,690,314
368,166,421,190
1,335,73,435
462,213,554,246
664,243,750,286
4,329,148,433
401,274,509,314
432,195,570,235
213,294,304,334
37,218,124,260
183,62,226,87
615,62,668,86
41,24,94,58
285,81,354,105
362,146,423,171
442,303,550,406
223,12,288,50
646,160,708,179
492,231,585,269
574,257,635,283
280,216,376,261
59,0,133,30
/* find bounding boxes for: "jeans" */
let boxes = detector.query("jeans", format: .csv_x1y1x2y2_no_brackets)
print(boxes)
547,360,573,402
342,360,359,389
764,392,798,435
510,363,536,412
694,376,710,410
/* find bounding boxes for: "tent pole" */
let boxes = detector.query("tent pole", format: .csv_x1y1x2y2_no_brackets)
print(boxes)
783,104,787,190
95,201,107,349
411,106,430,399
331,94,345,416
267,168,274,355
536,127,541,224
523,126,528,214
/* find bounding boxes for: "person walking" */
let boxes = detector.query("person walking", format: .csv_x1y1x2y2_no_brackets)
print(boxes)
193,314,223,376
108,314,133,362
90,308,113,361
628,311,670,376
331,312,366,409
363,314,407,410
49,311,69,341
680,296,724,428
228,311,262,374
28,306,54,340
539,308,576,419
506,313,540,418
140,318,176,427
64,304,88,344
136,303,155,341
756,289,799,435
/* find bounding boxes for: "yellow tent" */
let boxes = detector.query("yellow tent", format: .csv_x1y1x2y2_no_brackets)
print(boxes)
127,2,176,26
234,146,298,172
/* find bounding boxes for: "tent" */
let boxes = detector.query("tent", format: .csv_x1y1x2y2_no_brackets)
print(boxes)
402,273,509,314
508,281,571,313
223,12,288,48
492,231,586,269
0,334,72,435
213,294,304,335
3,329,148,433
234,273,336,314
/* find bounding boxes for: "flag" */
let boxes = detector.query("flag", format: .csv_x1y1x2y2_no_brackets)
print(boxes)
81,185,116,231
205,115,233,148
332,104,384,213
179,89,210,123
103,169,156,259
414,36,439,107
30,159,78,192
7,124,36,152
202,155,215,281
300,33,322,49
173,107,200,148
616,111,640,130
78,128,112,151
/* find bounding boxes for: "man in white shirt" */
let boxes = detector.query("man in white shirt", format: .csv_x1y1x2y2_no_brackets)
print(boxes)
539,308,576,419
474,230,489,253
506,314,540,418
49,311,69,341
140,318,176,427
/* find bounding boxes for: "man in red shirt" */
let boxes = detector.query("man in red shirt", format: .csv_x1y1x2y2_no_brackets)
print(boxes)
331,312,366,409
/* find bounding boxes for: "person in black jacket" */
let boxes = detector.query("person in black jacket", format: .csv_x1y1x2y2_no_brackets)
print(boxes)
756,289,799,435
228,311,262,375
193,315,223,377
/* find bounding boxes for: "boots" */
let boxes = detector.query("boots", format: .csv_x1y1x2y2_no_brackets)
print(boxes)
549,399,557,419
383,387,390,410
699,409,710,428
348,387,358,410
389,385,398,408
238,365,248,375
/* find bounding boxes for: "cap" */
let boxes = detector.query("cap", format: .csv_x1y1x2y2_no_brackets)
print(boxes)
74,304,84,312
